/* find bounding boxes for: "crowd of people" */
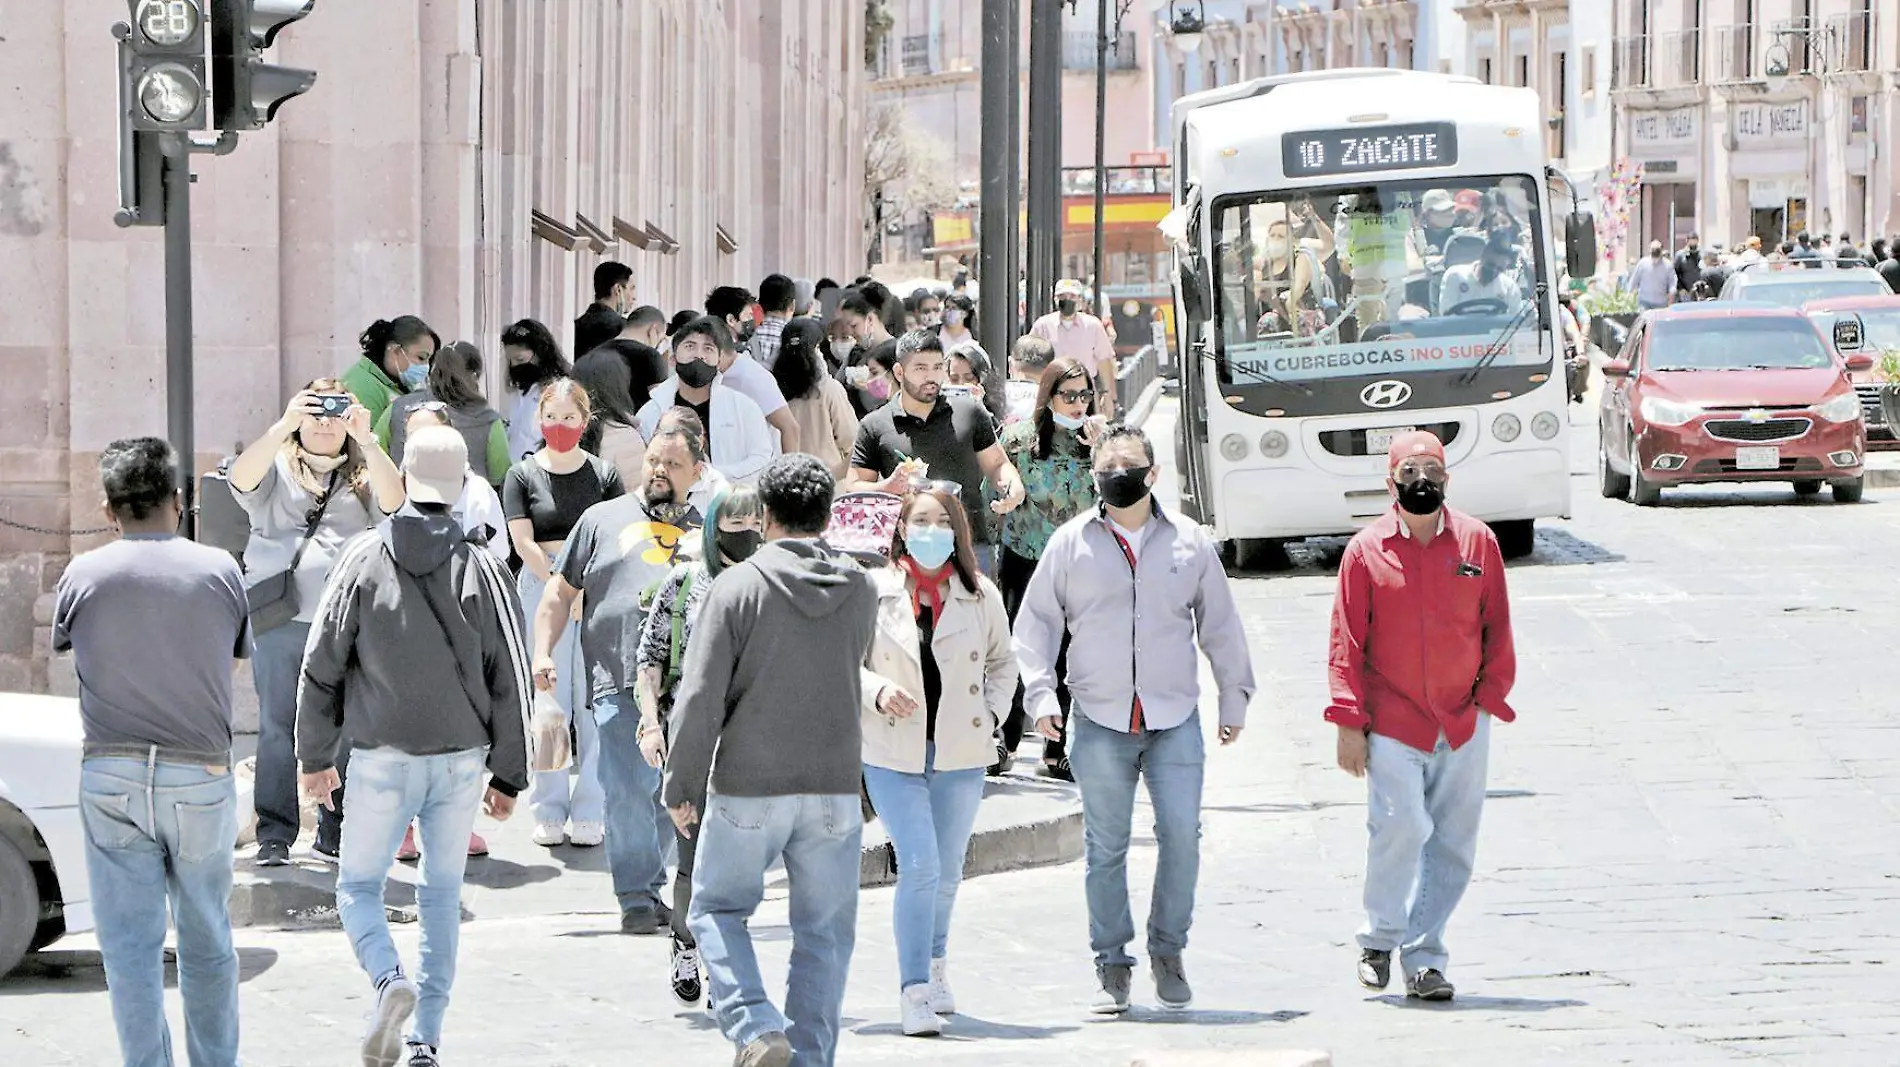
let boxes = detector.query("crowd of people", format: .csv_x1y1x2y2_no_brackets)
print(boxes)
1625,228,1900,307
53,261,1518,1067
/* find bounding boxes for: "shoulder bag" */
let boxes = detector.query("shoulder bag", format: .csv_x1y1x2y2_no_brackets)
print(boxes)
245,470,340,633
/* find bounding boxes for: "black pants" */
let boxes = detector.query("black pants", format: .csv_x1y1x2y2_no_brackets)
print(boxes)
998,546,1072,761
671,825,697,945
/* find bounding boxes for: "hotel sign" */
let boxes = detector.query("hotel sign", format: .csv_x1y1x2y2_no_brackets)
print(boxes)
1630,107,1698,149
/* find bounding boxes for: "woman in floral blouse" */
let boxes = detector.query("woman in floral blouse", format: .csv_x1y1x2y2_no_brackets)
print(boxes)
996,357,1103,778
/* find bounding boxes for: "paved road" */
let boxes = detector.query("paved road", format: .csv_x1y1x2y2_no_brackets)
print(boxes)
6,401,1899,1065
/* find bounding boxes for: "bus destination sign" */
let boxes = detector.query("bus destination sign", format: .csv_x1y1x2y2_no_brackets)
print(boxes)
1281,122,1458,179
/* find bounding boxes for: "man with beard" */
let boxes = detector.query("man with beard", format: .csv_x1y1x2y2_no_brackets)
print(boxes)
1326,431,1516,1002
636,316,777,483
1437,227,1525,316
576,262,636,359
531,426,708,934
845,329,1026,574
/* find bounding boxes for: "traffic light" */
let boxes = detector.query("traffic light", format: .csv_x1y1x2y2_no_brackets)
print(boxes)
126,0,210,132
211,0,317,132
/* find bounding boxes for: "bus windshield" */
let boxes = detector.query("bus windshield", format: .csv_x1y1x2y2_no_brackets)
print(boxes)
1210,174,1551,415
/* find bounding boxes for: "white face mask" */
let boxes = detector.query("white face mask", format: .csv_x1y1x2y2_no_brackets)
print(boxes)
1265,237,1290,261
831,339,856,363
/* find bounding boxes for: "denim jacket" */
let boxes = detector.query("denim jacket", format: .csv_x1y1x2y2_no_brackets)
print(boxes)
1013,501,1257,733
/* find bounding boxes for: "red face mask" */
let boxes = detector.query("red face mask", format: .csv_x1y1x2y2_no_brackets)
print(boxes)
542,422,585,453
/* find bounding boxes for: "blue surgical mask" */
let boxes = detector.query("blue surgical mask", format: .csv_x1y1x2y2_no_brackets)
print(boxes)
402,364,428,388
1051,411,1086,431
905,525,955,570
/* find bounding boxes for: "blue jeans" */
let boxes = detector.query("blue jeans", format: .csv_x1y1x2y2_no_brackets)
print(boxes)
518,567,601,827
593,692,670,915
80,756,240,1067
1359,714,1491,979
1067,711,1205,968
334,746,488,1048
689,793,862,1066
252,621,346,849
861,744,985,989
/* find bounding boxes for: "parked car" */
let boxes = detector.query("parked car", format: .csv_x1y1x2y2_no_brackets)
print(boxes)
1598,303,1871,505
1802,294,1900,448
0,694,89,976
1717,259,1891,306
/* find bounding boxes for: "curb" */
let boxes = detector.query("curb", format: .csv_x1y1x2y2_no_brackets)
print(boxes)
1867,467,1900,489
859,803,1084,890
1127,378,1166,429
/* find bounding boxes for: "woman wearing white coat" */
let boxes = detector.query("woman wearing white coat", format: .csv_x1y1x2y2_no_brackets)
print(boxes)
859,484,1017,1037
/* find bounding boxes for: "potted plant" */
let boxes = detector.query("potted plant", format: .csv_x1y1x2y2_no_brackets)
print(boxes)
1876,349,1900,431
1580,288,1640,356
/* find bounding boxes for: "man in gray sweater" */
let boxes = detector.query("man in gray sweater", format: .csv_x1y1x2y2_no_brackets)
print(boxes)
297,427,530,1067
664,454,877,1067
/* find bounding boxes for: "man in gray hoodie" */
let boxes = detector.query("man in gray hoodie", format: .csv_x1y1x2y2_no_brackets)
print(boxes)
664,453,878,1067
298,427,531,1067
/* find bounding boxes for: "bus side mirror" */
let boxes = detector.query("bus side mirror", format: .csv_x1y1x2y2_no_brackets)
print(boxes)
1566,212,1599,278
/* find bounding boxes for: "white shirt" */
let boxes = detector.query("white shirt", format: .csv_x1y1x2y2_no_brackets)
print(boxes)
453,473,508,560
501,386,542,462
636,380,778,484
1108,516,1152,564
1438,263,1523,315
718,353,789,418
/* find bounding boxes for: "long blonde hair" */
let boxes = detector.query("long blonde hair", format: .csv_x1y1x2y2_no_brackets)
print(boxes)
280,377,373,507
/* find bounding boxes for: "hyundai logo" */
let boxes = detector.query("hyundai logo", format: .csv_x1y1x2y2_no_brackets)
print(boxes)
1360,380,1413,409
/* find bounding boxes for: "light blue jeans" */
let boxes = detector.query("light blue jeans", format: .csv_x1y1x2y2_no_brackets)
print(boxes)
334,746,488,1049
592,692,670,915
518,567,601,827
1358,714,1491,979
861,744,986,989
689,793,862,1066
81,756,240,1067
1067,711,1205,968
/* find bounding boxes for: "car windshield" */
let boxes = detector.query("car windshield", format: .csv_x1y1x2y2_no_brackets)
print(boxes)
1648,318,1832,371
1209,173,1550,415
1739,276,1890,307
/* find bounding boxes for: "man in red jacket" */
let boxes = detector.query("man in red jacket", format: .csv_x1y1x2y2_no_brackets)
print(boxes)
1324,430,1516,1002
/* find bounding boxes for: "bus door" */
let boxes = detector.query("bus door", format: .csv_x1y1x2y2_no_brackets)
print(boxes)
1171,190,1215,525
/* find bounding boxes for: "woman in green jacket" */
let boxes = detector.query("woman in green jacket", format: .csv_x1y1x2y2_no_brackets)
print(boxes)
342,315,438,428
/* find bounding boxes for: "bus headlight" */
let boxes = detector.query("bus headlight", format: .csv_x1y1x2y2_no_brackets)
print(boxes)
1530,411,1562,440
1219,434,1248,462
1259,430,1289,458
1492,413,1522,442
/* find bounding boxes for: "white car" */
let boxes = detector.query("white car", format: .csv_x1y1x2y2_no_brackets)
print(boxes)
0,694,90,975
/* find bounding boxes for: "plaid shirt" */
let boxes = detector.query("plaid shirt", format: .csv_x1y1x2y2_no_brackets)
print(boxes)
748,315,788,369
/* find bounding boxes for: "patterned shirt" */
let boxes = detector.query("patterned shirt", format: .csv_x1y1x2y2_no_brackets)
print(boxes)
636,560,712,709
998,420,1097,560
749,315,788,369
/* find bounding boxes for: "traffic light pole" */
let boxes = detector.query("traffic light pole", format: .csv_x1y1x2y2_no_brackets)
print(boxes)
162,136,197,540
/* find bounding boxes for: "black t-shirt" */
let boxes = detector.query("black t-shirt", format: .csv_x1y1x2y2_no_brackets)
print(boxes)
673,396,714,451
501,455,626,542
1881,258,1900,294
919,604,941,742
851,396,999,544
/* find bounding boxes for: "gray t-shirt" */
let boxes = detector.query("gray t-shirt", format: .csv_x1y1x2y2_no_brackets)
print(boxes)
234,454,382,624
557,495,702,699
53,534,251,754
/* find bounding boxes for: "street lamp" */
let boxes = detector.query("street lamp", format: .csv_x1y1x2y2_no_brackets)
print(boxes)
1170,1,1207,53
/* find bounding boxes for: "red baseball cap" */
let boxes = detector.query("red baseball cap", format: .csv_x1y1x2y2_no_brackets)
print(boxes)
1387,430,1446,472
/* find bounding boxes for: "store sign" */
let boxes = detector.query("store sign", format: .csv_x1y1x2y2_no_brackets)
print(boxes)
1734,101,1808,144
1631,107,1698,149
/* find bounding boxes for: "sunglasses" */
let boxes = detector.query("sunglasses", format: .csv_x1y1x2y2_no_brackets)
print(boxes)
414,401,448,414
912,479,964,497
1395,462,1447,481
1053,388,1094,404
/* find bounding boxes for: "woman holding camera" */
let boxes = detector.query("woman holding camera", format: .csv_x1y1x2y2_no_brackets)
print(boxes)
229,380,406,867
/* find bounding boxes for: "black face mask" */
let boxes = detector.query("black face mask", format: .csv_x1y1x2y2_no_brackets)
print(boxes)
1058,299,1077,316
676,359,718,389
1095,466,1152,509
1396,477,1445,516
717,528,763,563
508,363,547,391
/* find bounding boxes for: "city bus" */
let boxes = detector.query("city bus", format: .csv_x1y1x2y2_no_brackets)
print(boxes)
1165,69,1597,563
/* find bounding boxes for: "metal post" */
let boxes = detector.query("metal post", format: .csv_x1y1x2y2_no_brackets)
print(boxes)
1091,0,1109,323
978,0,1014,413
1025,0,1063,328
163,137,197,540
1004,0,1023,360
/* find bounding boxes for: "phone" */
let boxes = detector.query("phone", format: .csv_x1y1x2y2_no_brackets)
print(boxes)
315,394,353,418
942,384,975,400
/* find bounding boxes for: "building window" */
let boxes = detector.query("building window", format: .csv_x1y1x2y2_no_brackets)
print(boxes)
1479,56,1493,83
1516,54,1529,87
1208,59,1219,86
1580,46,1596,97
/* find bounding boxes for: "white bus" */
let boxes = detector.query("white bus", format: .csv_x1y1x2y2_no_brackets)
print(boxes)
1165,69,1597,563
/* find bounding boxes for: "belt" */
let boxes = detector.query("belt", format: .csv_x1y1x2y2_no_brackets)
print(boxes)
83,741,232,768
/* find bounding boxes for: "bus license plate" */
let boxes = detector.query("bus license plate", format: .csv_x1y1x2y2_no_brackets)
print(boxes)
1366,426,1414,455
1735,446,1780,470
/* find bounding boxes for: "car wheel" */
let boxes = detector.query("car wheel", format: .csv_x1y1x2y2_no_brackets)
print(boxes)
1627,437,1661,507
1217,539,1238,569
1832,477,1865,504
0,835,41,978
1492,519,1535,560
1792,479,1823,496
1598,438,1630,499
1236,538,1293,573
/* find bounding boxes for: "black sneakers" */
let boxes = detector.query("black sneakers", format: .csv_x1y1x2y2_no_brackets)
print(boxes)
1357,948,1391,990
405,1043,440,1067
621,907,664,935
254,841,290,867
671,935,703,1007
1407,968,1455,1001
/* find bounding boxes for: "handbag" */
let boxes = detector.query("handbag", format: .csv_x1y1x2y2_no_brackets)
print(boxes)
246,470,340,633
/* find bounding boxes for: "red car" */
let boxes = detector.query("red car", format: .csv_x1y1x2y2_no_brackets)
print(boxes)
1801,293,1900,448
1598,303,1871,505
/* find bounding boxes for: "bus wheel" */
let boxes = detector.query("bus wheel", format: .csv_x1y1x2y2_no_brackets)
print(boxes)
1492,520,1535,560
1237,538,1293,572
1218,539,1238,569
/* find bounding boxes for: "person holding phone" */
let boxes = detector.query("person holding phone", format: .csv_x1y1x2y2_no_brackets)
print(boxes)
228,379,406,867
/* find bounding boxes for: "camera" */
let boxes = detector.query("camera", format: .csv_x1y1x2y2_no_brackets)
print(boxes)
315,394,353,418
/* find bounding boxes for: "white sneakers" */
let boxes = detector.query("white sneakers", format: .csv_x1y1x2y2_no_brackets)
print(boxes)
899,984,942,1037
531,821,565,847
927,958,956,1015
567,820,605,847
361,975,418,1067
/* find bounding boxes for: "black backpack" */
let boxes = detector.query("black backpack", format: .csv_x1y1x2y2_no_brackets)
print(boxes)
197,461,250,565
